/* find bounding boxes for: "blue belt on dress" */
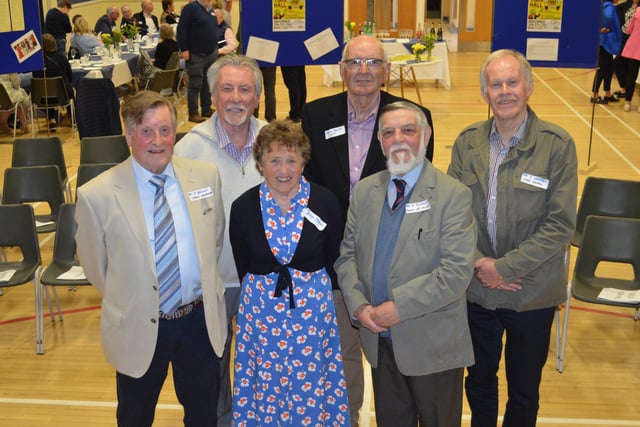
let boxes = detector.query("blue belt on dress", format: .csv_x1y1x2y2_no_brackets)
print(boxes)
159,295,203,320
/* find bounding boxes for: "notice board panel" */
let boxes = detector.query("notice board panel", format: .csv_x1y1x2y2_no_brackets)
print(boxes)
241,0,344,67
492,0,600,69
0,0,44,73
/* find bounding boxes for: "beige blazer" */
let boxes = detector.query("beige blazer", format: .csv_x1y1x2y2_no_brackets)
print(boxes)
335,160,477,376
76,156,227,378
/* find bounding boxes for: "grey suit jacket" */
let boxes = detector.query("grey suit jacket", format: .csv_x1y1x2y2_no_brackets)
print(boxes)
335,160,477,376
76,156,227,378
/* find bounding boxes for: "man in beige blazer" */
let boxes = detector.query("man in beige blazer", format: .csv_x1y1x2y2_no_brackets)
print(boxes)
76,91,227,426
335,101,477,427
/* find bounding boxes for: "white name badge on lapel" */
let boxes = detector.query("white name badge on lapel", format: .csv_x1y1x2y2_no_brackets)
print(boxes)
324,125,346,140
302,207,327,231
405,200,431,214
188,187,213,201
520,173,549,190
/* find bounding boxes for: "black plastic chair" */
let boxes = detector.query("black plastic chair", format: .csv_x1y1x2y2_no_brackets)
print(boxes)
2,165,65,234
76,163,118,200
572,177,640,247
11,137,72,201
556,177,640,372
80,135,130,164
37,203,91,354
559,216,640,372
0,204,42,351
31,76,76,136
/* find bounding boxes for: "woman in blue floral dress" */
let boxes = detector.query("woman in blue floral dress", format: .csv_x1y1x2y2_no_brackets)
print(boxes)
229,120,350,426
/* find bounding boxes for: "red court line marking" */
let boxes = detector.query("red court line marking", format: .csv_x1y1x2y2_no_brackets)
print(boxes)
0,305,102,326
560,304,637,319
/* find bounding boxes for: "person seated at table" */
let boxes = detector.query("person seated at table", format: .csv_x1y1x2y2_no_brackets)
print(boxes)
33,33,74,132
71,16,103,57
154,23,179,70
0,73,31,134
120,5,135,28
215,8,237,56
133,0,159,36
161,0,178,25
95,6,120,36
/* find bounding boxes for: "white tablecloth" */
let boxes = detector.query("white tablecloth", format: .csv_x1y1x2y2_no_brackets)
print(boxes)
322,40,451,90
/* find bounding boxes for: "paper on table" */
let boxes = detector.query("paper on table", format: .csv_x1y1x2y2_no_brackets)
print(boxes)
57,266,87,280
0,269,17,283
597,288,640,303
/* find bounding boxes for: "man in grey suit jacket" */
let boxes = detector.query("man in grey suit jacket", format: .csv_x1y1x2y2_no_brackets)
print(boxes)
335,101,477,427
76,91,227,426
301,35,435,425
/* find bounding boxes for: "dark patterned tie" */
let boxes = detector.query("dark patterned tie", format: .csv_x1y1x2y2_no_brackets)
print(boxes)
392,178,406,211
149,174,181,314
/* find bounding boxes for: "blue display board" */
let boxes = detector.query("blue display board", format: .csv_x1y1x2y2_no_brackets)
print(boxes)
492,0,601,68
240,0,344,66
0,0,45,73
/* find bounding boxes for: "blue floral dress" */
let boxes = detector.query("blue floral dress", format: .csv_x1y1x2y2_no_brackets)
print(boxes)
232,179,350,427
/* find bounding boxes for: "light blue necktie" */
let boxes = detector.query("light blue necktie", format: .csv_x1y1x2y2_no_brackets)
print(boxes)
150,174,181,314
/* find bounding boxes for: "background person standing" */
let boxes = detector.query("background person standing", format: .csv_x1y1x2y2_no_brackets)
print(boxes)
178,0,218,123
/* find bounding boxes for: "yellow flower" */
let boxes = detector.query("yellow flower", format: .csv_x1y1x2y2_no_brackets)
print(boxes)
412,43,426,55
345,21,356,31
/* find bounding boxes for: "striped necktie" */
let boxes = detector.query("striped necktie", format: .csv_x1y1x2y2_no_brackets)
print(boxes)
392,178,407,210
149,174,181,314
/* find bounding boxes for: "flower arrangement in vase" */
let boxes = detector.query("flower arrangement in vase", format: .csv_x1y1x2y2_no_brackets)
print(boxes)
345,21,356,41
423,32,437,60
101,33,113,50
411,42,426,62
111,30,122,49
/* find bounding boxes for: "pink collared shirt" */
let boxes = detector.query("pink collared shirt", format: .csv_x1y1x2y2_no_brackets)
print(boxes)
346,93,381,199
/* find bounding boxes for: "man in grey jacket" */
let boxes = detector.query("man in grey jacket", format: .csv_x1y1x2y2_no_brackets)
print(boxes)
447,49,578,427
173,54,266,427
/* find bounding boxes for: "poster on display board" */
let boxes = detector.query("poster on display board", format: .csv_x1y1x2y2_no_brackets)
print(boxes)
0,0,44,73
242,0,343,66
493,0,600,68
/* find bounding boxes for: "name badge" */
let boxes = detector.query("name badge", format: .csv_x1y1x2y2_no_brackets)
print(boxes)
324,125,346,140
188,187,213,201
520,173,549,190
302,207,327,231
405,200,431,213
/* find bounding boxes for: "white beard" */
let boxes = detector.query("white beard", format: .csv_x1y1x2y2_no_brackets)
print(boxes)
386,142,426,176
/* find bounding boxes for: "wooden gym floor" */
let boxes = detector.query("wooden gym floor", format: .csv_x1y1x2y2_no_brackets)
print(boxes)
0,51,639,426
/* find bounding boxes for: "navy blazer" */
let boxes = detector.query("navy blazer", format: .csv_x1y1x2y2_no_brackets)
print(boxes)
301,90,434,215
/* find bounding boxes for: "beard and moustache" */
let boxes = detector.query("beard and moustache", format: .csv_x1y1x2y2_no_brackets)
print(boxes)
385,141,427,176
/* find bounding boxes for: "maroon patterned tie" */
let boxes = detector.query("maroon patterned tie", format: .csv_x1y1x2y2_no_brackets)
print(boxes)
392,178,406,210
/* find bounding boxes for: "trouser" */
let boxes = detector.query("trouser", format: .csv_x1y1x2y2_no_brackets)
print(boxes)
372,337,464,427
185,52,216,116
465,302,555,427
280,66,307,121
216,286,241,427
259,66,277,122
592,46,614,93
115,305,220,427
333,289,364,426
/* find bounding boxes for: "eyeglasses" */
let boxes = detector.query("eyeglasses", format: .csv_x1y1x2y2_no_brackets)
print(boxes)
342,58,385,70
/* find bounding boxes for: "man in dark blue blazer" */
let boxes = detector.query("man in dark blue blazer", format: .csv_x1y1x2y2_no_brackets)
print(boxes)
301,34,435,426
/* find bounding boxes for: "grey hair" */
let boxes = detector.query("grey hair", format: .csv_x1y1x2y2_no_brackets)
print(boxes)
207,54,263,96
479,49,533,97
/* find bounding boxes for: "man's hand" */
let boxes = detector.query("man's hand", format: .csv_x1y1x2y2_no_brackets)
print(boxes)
354,304,388,334
474,257,522,291
181,50,190,61
370,301,401,328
